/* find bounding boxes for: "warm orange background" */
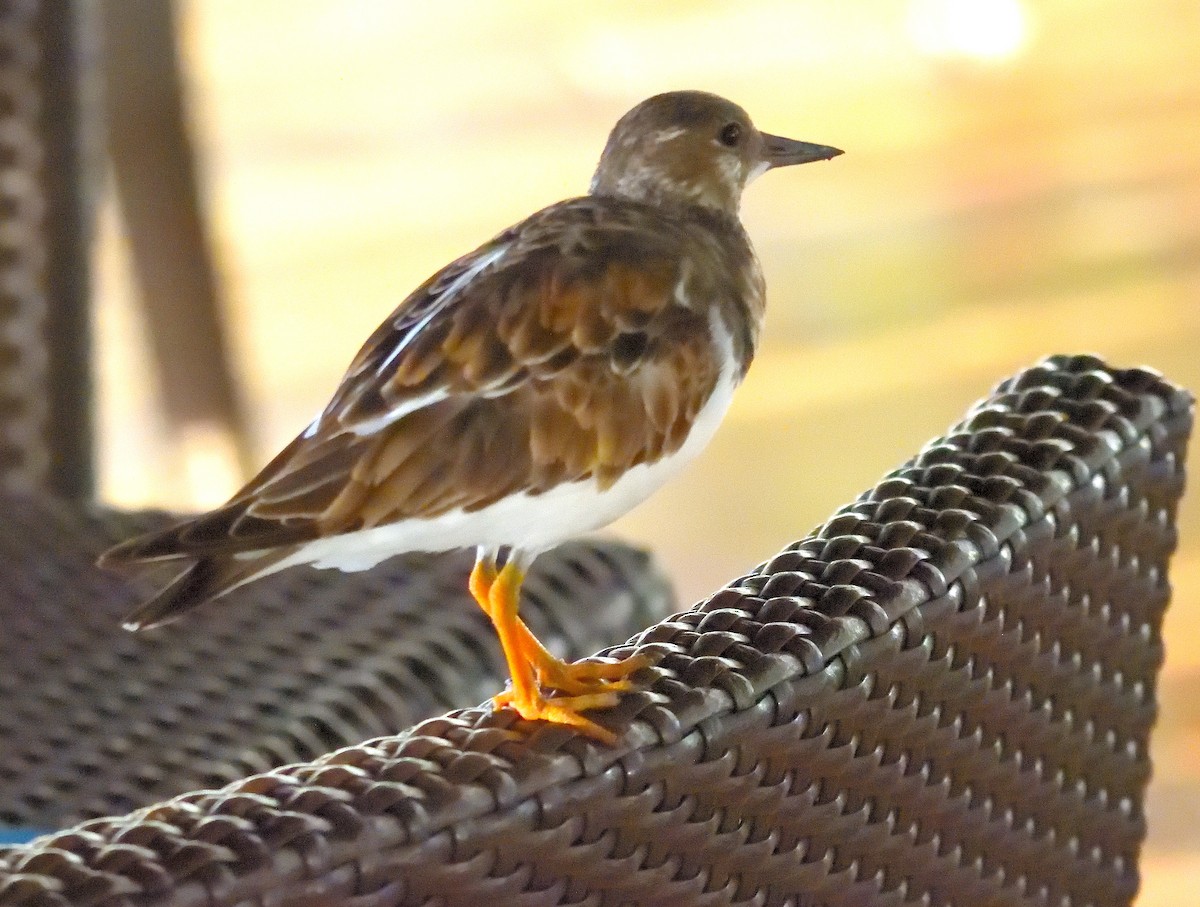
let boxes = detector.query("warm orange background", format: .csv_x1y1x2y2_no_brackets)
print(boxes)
94,3,1200,900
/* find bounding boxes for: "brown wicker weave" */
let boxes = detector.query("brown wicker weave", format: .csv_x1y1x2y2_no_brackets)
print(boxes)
0,497,671,831
0,354,1190,907
0,0,99,497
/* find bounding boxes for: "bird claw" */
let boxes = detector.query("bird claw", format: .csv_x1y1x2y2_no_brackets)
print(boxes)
532,651,652,697
491,653,649,744
492,688,622,745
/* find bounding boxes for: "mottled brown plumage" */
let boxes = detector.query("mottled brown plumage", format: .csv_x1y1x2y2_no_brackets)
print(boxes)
100,90,842,742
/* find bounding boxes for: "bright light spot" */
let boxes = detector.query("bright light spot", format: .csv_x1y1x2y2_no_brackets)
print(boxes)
907,0,1030,63
179,421,244,508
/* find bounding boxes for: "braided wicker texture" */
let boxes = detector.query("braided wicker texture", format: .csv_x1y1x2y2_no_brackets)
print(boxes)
0,0,96,497
0,354,1191,906
0,499,671,830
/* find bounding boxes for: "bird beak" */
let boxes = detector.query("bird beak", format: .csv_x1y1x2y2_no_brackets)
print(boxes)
761,132,844,168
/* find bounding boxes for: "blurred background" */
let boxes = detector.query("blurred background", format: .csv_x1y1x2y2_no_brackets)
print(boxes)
84,1,1197,901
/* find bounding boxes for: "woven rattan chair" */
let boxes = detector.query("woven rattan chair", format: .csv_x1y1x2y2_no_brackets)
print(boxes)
0,353,1189,906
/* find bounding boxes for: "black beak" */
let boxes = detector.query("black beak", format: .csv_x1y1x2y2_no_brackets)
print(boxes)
761,132,844,168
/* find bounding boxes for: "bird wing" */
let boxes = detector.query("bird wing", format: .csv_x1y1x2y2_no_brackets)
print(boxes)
99,197,728,565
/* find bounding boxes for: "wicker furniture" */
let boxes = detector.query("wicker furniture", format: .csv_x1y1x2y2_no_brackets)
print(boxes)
0,354,1188,906
0,0,97,497
0,499,669,833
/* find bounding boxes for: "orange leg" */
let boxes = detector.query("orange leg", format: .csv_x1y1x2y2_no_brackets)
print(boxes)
469,556,650,695
469,557,498,614
471,558,538,713
470,556,648,744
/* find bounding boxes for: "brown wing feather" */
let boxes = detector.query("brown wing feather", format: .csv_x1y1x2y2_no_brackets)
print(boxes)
315,249,722,527
100,196,739,566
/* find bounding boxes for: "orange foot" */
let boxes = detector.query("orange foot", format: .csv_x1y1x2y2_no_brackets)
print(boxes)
470,555,650,744
516,617,652,695
491,688,624,744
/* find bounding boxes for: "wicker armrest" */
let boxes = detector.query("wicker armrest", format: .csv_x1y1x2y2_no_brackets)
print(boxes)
0,354,1191,907
0,503,672,831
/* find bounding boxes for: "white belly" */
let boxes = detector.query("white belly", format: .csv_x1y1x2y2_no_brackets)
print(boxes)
278,368,738,573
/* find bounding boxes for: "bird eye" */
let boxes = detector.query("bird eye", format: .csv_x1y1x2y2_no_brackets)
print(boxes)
718,123,742,147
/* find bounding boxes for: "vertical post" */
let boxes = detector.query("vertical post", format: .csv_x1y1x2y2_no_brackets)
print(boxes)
0,0,98,497
101,0,253,497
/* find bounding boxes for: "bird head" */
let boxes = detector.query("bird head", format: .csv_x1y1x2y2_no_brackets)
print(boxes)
590,90,842,216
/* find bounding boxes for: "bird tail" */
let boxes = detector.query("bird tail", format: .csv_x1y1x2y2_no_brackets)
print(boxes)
121,550,294,631
98,526,192,569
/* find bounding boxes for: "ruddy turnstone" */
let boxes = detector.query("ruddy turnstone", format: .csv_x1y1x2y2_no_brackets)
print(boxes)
100,90,842,743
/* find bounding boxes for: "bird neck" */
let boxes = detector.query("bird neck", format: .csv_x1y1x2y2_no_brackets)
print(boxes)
588,180,742,233
590,160,742,220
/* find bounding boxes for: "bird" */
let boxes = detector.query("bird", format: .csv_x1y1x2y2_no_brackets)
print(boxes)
99,90,842,744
